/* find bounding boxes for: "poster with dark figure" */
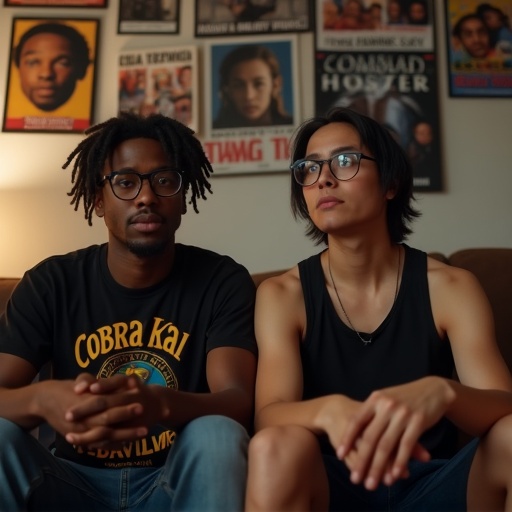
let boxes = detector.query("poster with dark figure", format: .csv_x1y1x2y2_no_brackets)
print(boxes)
315,50,442,191
3,17,99,133
118,0,180,34
195,0,312,36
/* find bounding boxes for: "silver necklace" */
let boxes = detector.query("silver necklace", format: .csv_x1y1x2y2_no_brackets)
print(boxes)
327,247,401,346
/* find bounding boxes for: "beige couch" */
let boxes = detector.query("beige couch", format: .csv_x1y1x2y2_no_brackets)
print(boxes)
1,248,512,449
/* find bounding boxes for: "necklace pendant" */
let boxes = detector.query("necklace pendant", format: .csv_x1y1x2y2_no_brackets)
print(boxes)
362,337,372,345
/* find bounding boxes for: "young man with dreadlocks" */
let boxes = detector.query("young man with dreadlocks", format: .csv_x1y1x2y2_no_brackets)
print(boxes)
0,112,257,511
245,107,512,511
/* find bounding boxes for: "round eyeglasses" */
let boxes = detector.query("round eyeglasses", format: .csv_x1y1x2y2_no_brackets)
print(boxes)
100,168,182,201
290,152,377,187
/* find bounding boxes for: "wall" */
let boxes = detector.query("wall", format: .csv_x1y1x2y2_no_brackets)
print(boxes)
0,1,511,278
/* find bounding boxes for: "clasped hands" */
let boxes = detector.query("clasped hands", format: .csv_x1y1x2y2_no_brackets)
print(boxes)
323,376,454,491
39,373,168,450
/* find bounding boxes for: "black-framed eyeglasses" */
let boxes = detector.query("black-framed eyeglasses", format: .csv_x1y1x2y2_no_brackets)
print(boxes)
290,152,377,187
100,168,182,201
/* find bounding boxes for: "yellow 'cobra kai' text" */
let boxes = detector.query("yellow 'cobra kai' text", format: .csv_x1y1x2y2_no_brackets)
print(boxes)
75,317,190,368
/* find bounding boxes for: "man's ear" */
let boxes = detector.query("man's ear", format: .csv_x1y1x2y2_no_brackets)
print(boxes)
94,192,105,218
386,188,397,200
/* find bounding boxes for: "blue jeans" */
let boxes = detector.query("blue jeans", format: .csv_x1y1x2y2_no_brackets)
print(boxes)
325,437,479,511
0,415,249,511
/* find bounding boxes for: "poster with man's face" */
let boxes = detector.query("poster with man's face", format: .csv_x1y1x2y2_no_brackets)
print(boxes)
2,17,99,133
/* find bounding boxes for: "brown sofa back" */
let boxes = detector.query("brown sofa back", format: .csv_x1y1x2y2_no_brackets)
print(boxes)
2,249,512,371
448,249,512,373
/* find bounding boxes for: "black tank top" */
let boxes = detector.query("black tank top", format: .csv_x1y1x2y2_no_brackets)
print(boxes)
299,244,457,458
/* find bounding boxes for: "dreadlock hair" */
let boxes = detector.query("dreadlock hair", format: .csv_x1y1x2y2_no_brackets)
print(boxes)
63,112,214,225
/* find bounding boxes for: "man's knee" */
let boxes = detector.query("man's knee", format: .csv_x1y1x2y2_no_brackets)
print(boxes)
0,418,33,453
176,415,249,460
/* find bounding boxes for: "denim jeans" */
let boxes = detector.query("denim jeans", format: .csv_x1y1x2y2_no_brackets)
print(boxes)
0,415,249,511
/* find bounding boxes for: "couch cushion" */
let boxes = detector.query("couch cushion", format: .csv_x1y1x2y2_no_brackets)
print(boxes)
448,248,512,373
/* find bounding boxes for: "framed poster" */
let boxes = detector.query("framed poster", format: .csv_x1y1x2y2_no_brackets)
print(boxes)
445,0,512,97
314,0,443,191
202,35,300,176
194,0,312,37
118,46,198,133
118,0,180,34
4,0,106,5
2,17,99,133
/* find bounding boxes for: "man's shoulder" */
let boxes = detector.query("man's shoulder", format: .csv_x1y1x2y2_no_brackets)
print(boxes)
177,243,246,270
29,244,104,274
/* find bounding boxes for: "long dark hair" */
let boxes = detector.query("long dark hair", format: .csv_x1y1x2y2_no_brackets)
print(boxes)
290,107,421,245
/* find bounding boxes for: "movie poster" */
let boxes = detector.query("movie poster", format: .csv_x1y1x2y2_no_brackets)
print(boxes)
315,0,441,190
2,17,99,133
118,46,198,132
195,0,312,37
315,50,442,191
202,36,300,176
445,0,512,97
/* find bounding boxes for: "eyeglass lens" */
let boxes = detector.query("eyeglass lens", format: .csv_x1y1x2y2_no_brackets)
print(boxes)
293,153,362,186
110,170,182,200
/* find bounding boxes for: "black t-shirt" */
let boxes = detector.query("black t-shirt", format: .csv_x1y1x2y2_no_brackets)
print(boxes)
0,243,257,468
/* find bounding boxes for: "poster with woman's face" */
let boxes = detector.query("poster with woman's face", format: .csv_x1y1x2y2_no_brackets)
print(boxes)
2,17,99,133
203,35,299,176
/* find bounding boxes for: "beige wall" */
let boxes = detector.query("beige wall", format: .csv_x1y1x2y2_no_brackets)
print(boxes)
1,1,511,278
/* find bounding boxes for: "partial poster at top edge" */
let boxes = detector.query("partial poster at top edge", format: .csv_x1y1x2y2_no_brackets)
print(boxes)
195,0,312,37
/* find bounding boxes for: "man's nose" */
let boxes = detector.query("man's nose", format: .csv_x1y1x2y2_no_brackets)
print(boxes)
317,161,335,187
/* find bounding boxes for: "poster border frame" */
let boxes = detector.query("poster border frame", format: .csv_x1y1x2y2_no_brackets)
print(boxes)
3,0,107,6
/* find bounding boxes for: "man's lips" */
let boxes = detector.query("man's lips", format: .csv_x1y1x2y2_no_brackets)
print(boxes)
34,87,58,97
129,213,164,233
317,196,342,209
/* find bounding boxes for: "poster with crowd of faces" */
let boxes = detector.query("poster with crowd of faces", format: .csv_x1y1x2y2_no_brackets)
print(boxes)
202,35,299,176
2,17,99,133
117,45,198,133
194,0,312,37
315,0,442,192
445,0,512,97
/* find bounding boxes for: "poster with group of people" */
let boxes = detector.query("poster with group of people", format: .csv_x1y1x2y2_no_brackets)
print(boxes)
316,0,442,191
117,46,197,133
445,0,512,97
